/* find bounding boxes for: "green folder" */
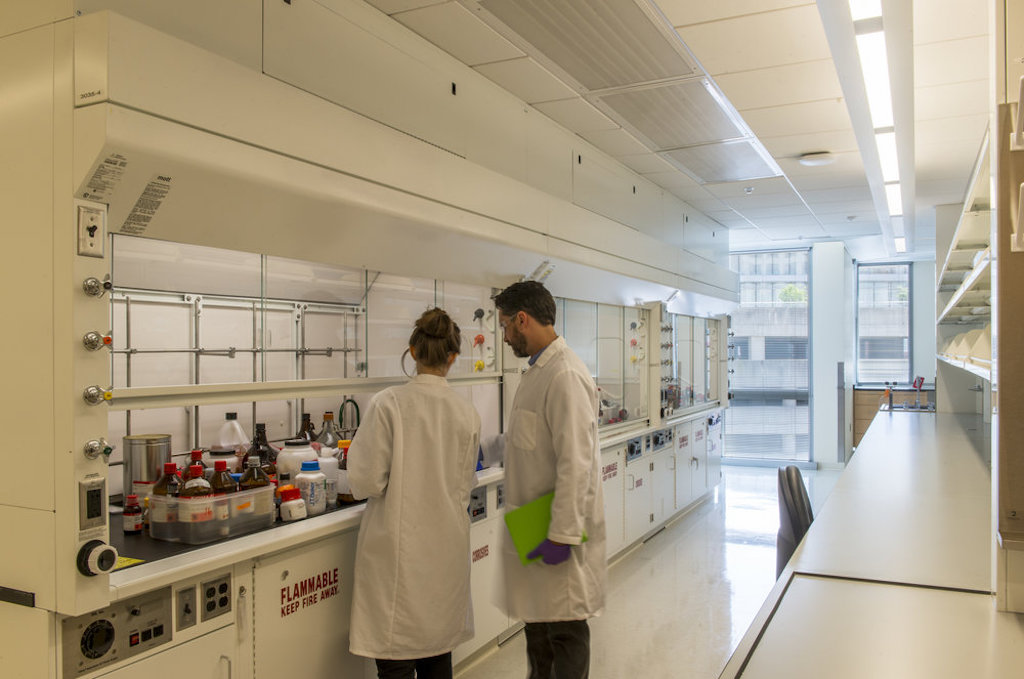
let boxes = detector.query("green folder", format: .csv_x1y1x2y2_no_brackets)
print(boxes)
503,492,587,565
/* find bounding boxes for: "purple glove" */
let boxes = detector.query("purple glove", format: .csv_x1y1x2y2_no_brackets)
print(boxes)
527,539,571,565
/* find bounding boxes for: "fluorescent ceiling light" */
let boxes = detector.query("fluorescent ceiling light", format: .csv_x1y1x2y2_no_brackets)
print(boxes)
855,31,893,129
885,183,903,216
876,131,899,183
894,237,907,252
849,0,883,21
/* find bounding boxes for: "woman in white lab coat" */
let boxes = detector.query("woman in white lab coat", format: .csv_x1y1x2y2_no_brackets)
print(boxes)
348,308,481,679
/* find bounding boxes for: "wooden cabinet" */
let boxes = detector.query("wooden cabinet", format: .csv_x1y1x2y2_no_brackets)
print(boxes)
853,388,934,447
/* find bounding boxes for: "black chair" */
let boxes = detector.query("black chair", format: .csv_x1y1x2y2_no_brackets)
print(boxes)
776,465,814,578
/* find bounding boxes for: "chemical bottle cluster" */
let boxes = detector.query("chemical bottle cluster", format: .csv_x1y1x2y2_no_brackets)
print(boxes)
124,407,362,545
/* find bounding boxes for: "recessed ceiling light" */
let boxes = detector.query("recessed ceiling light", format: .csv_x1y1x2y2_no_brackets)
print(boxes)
797,151,836,167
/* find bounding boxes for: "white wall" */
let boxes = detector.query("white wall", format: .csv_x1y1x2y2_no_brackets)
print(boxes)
812,242,854,467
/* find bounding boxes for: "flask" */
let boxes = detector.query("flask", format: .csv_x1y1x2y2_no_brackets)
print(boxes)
295,460,327,516
315,411,342,449
275,439,318,482
295,413,317,442
178,464,215,524
247,423,277,476
122,494,143,535
213,412,249,470
336,440,356,503
280,487,307,522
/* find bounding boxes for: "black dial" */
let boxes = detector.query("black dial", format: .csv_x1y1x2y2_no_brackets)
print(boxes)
81,619,115,660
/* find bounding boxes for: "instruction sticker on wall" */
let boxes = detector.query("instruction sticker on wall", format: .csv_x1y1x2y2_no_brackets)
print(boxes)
79,152,129,202
120,174,172,235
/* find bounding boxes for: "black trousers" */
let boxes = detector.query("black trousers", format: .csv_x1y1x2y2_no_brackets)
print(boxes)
524,620,591,679
375,652,453,679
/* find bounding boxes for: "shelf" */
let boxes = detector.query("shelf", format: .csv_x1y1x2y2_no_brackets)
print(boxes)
936,130,991,288
937,250,991,324
937,354,991,381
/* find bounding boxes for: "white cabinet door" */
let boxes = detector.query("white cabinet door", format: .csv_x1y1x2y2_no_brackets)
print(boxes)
624,457,652,544
98,626,235,679
674,420,694,510
650,449,675,526
690,417,709,500
253,533,373,679
455,515,509,665
601,446,626,558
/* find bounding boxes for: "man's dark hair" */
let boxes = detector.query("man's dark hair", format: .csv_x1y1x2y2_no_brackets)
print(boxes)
493,281,557,326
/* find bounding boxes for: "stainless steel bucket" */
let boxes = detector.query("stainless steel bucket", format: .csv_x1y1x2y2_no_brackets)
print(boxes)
123,434,172,498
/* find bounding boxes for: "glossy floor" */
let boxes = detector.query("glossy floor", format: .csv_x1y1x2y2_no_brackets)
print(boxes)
455,465,841,679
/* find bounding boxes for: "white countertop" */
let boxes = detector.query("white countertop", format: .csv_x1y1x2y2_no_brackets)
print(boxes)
737,574,1024,679
790,412,992,592
719,412,1022,679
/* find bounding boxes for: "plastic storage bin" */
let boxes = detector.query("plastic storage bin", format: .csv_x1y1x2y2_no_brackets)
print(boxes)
149,486,275,544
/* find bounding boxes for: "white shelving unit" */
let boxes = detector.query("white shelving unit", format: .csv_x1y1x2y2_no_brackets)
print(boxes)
936,132,992,382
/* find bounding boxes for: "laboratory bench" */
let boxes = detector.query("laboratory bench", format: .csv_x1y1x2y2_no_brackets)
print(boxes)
719,411,1024,678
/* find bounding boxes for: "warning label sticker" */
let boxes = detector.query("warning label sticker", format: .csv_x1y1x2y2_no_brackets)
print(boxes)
80,153,128,202
120,175,172,235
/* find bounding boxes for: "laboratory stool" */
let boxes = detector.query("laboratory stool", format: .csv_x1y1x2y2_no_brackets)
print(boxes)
775,465,814,579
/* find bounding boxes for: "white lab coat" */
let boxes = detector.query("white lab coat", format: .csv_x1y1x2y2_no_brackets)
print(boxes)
495,336,607,622
347,374,481,660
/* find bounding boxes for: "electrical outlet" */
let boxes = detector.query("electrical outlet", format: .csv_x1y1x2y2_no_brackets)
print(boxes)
77,205,105,258
176,586,197,631
200,573,232,621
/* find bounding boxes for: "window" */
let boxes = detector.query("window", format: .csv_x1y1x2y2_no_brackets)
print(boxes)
726,250,811,462
856,264,910,383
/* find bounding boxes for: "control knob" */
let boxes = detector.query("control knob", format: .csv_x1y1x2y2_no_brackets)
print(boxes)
76,540,118,577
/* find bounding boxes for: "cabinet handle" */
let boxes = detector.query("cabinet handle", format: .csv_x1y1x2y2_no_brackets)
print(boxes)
627,473,635,490
220,655,232,679
236,585,248,642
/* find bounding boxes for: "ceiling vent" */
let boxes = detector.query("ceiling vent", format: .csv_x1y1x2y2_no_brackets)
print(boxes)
470,0,780,184
477,0,697,90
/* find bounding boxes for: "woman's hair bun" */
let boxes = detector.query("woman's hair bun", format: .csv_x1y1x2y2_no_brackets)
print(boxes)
415,308,453,339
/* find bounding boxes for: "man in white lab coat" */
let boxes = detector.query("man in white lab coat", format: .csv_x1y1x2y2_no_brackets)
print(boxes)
486,281,606,679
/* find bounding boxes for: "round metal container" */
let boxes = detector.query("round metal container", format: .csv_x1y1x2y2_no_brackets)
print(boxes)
123,434,172,498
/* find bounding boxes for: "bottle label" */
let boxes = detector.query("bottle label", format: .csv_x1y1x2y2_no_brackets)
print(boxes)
150,499,177,523
179,498,214,523
215,498,230,521
123,512,143,533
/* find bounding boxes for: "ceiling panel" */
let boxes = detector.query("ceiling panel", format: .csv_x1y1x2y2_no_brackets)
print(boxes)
657,0,806,27
821,222,881,237
478,0,697,90
758,221,826,240
474,57,576,103
741,98,852,139
915,79,989,121
579,128,653,157
733,204,814,220
533,98,619,132
663,140,779,183
914,36,988,90
364,0,444,14
395,2,524,65
674,5,831,76
642,170,702,190
596,79,745,149
618,153,678,174
715,59,843,111
913,0,988,44
759,130,860,159
703,176,792,198
800,186,873,205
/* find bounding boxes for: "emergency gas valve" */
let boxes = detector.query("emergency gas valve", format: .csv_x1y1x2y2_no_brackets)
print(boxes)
76,540,118,577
